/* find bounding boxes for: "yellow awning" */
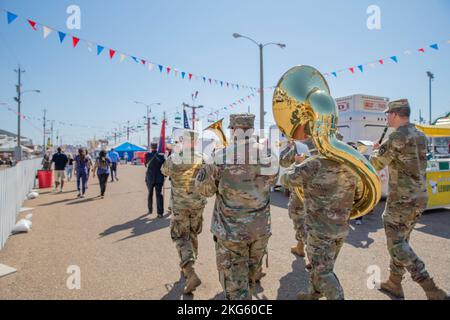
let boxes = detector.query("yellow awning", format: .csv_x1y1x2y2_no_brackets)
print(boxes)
416,124,450,137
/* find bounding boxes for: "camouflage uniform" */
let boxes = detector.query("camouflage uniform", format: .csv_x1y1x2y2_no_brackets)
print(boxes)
370,122,429,283
281,157,360,300
279,145,307,244
196,113,279,300
161,143,207,270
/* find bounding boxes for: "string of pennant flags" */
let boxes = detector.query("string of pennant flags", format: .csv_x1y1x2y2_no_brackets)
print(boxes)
1,8,258,92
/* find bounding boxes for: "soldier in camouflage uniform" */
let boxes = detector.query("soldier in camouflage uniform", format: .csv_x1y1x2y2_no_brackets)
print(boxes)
370,99,448,300
161,130,207,294
281,147,361,300
279,141,309,258
195,113,279,300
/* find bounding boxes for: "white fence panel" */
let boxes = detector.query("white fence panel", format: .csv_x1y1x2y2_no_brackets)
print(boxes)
0,159,41,249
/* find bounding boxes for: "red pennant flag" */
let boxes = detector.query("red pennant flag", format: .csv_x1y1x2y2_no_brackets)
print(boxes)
27,20,37,30
109,49,116,59
188,73,193,80
141,59,146,65
166,67,171,74
349,67,355,74
379,59,384,65
418,48,425,53
72,37,80,48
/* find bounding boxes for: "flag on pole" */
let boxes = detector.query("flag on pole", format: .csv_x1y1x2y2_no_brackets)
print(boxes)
158,118,166,154
183,109,191,129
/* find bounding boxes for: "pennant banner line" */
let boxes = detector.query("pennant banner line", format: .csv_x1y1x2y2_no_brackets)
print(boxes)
0,8,258,92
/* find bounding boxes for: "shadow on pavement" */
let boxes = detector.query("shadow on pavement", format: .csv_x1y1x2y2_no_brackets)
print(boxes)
346,202,385,249
270,191,288,210
276,257,309,300
415,208,450,240
160,274,193,300
98,213,171,241
66,197,96,205
38,198,77,206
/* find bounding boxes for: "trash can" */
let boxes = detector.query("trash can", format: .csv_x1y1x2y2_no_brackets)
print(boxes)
37,170,53,189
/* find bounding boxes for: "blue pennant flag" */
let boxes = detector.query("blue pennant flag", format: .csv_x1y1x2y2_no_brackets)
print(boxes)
236,84,239,90
390,56,398,63
430,44,439,50
332,72,337,77
97,45,104,55
183,109,191,129
357,65,364,72
220,81,223,87
181,72,186,79
131,56,139,63
58,32,66,43
158,65,163,72
202,77,206,82
7,11,18,24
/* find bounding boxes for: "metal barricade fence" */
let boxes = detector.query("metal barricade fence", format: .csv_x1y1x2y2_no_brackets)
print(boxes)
0,158,42,249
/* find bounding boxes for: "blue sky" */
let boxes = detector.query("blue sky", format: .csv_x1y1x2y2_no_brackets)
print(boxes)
0,0,449,146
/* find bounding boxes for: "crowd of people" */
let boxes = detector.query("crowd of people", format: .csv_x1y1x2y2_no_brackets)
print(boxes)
42,147,122,198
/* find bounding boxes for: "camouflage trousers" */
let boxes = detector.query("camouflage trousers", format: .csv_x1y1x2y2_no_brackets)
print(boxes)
383,206,429,282
215,235,270,300
306,231,346,300
170,207,205,268
288,191,307,242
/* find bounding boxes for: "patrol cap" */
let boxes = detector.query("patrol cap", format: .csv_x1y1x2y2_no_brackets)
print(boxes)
384,99,410,113
150,142,158,149
228,113,255,129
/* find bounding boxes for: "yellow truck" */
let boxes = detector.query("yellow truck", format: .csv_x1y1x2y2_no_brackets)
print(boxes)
416,123,450,210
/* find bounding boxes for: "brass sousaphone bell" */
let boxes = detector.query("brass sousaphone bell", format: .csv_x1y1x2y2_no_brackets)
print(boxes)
273,65,381,219
204,118,228,149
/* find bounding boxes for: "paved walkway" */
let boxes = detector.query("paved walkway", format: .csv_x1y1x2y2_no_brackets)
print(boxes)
0,164,449,299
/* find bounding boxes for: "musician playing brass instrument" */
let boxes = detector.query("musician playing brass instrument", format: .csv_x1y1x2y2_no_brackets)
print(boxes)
275,66,373,299
161,129,207,295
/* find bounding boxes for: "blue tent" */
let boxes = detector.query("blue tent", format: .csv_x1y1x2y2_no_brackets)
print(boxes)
112,142,146,160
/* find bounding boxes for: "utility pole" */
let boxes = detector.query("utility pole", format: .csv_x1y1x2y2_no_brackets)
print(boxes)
50,120,55,148
14,67,24,161
426,71,434,125
114,130,117,145
183,102,204,130
42,108,47,154
127,120,130,141
147,108,151,150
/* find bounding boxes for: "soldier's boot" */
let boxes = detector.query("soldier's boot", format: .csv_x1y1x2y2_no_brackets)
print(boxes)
418,278,449,300
291,241,305,257
379,274,405,298
296,291,322,300
183,263,201,294
254,270,266,283
192,238,199,258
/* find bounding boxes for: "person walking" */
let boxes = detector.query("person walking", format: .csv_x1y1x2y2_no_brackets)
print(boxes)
124,152,129,164
108,148,120,182
145,143,165,217
84,149,94,189
51,147,69,193
74,148,89,198
66,154,74,182
371,99,449,300
93,150,111,199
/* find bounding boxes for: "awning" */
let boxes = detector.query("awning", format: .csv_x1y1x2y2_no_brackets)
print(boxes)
416,124,450,137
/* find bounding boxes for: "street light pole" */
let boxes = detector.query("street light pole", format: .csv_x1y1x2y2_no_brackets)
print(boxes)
233,33,286,131
13,66,40,161
134,101,161,150
259,44,264,130
427,71,434,125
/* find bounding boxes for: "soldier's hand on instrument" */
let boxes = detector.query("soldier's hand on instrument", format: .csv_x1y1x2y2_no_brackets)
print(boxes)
287,140,295,148
373,142,381,150
295,154,305,164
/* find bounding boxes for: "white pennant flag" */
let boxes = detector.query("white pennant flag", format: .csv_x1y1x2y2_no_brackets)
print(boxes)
148,63,154,70
119,53,126,63
404,50,412,55
369,63,376,68
43,26,53,39
86,42,94,52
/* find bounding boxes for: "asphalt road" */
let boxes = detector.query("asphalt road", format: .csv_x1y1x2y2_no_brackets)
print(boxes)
0,164,449,300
